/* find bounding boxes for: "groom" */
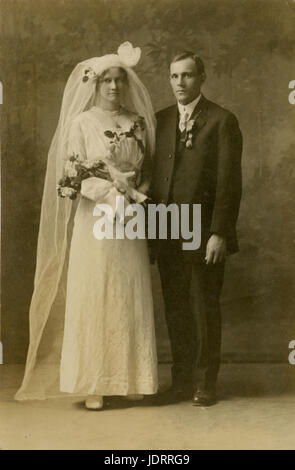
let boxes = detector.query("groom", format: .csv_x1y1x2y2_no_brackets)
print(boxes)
151,51,243,406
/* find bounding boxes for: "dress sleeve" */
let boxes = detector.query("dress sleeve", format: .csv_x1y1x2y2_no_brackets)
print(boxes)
137,121,152,196
67,117,87,161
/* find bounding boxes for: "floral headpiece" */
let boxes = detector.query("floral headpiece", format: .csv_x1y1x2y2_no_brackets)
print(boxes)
82,42,141,83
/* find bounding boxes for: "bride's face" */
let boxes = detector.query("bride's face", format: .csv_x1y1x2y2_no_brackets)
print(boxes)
97,67,127,107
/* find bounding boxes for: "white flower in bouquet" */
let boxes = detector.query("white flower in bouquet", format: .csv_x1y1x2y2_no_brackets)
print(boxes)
67,167,78,177
92,158,104,165
82,161,96,169
61,187,77,198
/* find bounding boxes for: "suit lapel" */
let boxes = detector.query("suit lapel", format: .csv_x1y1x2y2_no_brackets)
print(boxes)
180,96,209,153
190,95,208,135
158,96,209,156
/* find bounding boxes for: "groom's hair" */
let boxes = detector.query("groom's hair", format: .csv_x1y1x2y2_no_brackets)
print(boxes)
170,51,205,77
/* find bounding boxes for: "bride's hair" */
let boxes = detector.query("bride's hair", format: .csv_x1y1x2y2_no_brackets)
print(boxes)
96,67,128,83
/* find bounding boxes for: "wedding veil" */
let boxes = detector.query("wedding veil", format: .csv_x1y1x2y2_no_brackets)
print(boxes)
15,44,156,400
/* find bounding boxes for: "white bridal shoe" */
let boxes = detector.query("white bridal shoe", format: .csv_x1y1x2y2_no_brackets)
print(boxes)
85,395,104,410
123,394,144,401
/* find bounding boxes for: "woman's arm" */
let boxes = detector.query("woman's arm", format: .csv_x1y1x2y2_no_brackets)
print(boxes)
67,117,87,163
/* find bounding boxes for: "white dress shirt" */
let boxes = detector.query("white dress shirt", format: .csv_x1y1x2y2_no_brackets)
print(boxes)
178,94,202,132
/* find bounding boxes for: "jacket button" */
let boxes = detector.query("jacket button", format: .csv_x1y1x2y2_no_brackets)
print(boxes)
168,154,172,159
164,177,169,181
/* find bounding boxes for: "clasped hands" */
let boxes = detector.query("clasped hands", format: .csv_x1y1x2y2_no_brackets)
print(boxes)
112,170,135,194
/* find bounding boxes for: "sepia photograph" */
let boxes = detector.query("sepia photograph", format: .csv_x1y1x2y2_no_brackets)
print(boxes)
0,0,295,451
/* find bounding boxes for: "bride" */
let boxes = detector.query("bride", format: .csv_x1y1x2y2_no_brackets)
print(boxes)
15,42,158,409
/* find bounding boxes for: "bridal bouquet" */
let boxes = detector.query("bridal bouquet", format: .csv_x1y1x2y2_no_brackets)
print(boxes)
57,153,147,213
58,116,146,201
57,154,111,200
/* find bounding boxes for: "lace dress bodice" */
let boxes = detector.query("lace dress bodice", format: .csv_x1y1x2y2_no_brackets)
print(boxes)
67,106,146,174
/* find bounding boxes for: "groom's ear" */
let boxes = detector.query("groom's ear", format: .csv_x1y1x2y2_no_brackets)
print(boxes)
200,72,206,84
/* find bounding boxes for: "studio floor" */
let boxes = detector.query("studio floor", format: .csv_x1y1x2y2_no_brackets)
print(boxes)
0,363,295,450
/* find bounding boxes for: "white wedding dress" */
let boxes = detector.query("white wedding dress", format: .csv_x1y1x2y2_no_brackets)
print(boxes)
59,106,158,396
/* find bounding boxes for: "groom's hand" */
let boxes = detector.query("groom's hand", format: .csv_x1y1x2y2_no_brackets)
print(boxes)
205,234,227,264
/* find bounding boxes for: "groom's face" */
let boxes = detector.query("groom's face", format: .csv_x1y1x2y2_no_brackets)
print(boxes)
170,58,203,105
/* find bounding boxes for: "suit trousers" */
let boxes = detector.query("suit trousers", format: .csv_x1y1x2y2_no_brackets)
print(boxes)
158,239,225,392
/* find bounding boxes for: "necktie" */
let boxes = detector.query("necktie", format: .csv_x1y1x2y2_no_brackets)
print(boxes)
179,111,189,133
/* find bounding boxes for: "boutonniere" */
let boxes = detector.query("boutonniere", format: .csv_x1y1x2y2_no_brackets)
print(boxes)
180,110,202,149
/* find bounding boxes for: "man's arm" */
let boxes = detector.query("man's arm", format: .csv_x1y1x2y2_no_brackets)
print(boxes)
206,112,243,263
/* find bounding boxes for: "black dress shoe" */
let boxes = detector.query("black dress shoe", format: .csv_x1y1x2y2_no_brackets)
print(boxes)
192,389,217,406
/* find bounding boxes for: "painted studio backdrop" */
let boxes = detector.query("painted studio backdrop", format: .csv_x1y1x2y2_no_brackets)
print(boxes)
1,0,295,364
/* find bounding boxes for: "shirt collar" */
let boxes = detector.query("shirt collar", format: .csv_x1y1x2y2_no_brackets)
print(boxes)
177,93,202,118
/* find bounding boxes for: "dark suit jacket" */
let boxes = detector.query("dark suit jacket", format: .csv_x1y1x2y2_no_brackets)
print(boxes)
151,95,243,261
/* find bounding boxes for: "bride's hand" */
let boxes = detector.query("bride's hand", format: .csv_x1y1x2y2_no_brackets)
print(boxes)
113,179,127,194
